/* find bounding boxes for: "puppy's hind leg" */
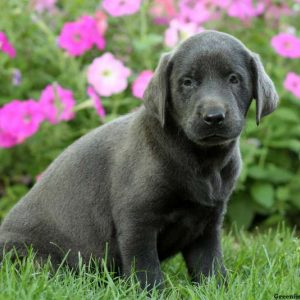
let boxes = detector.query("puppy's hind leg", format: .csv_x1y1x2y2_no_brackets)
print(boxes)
0,233,57,269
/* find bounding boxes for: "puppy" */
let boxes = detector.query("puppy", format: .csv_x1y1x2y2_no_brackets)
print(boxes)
0,31,278,289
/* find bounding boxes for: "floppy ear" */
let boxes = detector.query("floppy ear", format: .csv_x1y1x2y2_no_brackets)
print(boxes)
251,53,279,125
143,53,172,127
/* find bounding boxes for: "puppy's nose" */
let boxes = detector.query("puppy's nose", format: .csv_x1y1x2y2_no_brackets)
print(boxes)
203,110,225,125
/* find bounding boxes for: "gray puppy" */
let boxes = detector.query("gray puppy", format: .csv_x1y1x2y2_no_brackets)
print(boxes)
0,31,278,289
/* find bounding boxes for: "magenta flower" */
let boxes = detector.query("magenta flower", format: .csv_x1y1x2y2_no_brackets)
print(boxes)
0,100,44,148
0,32,16,58
58,15,105,57
164,19,204,47
87,86,106,118
102,0,142,17
0,129,18,148
39,84,76,124
271,33,300,59
284,72,300,98
87,53,131,97
132,70,154,99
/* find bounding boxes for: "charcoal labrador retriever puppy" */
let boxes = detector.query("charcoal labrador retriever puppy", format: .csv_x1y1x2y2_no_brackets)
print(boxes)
0,30,278,289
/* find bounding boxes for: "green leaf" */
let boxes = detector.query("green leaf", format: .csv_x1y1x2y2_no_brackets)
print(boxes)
227,195,255,229
250,183,274,208
247,166,268,180
269,140,300,153
273,108,299,123
247,165,293,184
276,186,290,202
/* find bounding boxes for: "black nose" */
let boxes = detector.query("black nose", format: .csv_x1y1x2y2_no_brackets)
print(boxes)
203,111,225,125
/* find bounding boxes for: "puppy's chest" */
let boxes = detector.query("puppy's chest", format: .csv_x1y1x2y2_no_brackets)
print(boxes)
157,203,218,259
185,167,232,205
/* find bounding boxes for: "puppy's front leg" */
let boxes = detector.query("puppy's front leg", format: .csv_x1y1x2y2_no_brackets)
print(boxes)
117,222,163,290
183,225,226,284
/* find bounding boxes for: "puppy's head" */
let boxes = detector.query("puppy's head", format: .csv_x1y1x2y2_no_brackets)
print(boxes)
144,30,278,146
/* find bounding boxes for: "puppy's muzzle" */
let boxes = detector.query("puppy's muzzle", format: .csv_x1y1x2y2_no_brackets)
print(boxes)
198,106,226,126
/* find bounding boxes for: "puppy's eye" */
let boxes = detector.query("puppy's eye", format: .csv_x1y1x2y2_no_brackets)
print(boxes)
229,74,239,84
183,78,193,87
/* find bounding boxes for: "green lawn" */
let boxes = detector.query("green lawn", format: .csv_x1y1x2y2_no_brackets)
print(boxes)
0,224,299,300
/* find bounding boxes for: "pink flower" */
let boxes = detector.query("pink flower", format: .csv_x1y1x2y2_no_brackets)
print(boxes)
178,0,220,25
0,100,44,148
58,15,105,57
87,86,106,118
39,84,76,124
30,0,57,13
226,0,265,21
0,129,18,148
102,0,142,17
284,72,300,98
132,70,154,99
150,0,177,25
94,11,108,35
263,0,292,20
271,33,300,59
35,173,44,181
164,19,204,47
87,53,131,97
0,32,16,58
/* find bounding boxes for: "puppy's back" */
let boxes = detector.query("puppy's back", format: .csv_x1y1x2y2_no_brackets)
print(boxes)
0,110,137,263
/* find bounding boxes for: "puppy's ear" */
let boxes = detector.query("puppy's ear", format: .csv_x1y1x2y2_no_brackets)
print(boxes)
143,53,172,127
251,53,279,125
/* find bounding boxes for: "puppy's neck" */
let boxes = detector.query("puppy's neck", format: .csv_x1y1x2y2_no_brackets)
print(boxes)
141,108,239,168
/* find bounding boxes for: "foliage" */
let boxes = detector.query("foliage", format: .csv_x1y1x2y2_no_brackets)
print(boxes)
0,0,300,228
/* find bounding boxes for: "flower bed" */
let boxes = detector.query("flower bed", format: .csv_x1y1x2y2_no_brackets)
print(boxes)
0,0,300,228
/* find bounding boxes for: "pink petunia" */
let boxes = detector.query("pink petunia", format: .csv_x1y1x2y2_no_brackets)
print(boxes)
0,129,18,148
132,70,154,99
94,10,108,35
87,86,106,118
0,100,44,148
178,0,221,25
263,0,292,20
39,84,76,124
87,53,131,97
31,0,57,13
102,0,142,17
0,32,16,58
271,33,300,58
150,0,177,25
226,0,265,21
284,72,300,98
271,33,300,59
164,19,204,47
35,172,44,181
58,15,105,57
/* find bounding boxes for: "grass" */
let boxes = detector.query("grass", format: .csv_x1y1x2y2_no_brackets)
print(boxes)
0,224,299,300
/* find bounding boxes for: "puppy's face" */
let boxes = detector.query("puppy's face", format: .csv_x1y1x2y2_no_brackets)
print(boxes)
144,31,278,146
169,34,253,146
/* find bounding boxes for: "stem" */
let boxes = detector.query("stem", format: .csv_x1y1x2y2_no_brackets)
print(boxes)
258,123,271,167
73,99,93,111
139,0,148,39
